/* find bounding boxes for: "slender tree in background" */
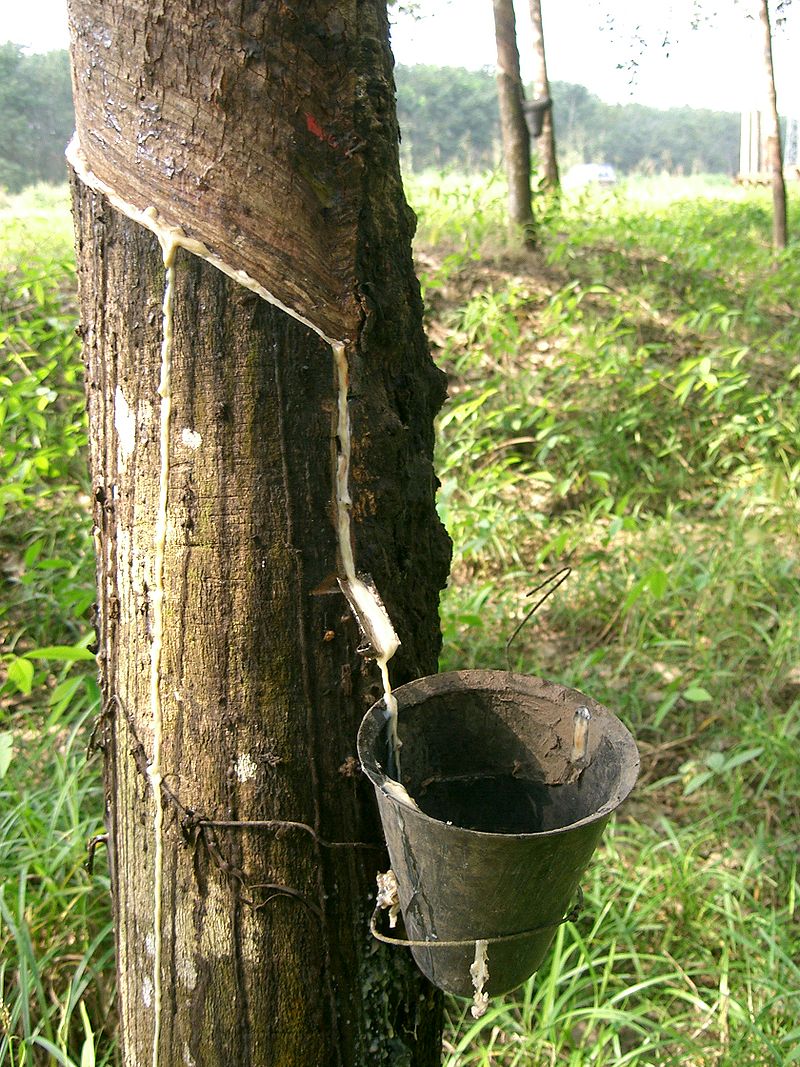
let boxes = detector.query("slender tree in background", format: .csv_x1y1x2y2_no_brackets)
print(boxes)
0,44,74,192
757,0,788,247
67,1,450,1064
492,0,535,246
528,0,559,190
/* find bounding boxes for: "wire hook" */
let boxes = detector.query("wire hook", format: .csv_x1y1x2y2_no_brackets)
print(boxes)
505,567,571,672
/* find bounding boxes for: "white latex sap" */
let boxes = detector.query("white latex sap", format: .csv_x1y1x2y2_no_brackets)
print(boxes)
469,939,490,1019
145,230,177,1065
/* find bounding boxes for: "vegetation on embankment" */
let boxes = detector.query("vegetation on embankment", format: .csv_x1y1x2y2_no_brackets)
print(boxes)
395,66,741,175
1,175,799,1065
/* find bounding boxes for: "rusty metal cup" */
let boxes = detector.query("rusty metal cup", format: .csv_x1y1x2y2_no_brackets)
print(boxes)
358,669,639,998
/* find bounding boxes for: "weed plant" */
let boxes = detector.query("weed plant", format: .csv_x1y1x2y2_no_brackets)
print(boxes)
1,176,799,1065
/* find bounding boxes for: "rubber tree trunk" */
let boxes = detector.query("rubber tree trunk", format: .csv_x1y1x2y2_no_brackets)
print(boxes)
528,0,559,191
67,2,451,1065
492,0,535,247
757,0,787,248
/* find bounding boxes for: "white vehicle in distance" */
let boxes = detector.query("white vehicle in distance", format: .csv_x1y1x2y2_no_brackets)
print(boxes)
563,163,618,189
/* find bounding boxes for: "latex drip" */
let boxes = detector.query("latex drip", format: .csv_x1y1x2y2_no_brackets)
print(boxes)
147,232,177,1067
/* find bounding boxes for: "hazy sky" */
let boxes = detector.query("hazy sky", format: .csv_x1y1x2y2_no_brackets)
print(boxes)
391,0,798,112
2,0,798,113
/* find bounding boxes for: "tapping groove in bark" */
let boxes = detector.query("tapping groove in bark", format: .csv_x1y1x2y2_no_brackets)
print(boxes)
69,1,451,1064
492,0,535,247
65,138,339,345
757,0,787,249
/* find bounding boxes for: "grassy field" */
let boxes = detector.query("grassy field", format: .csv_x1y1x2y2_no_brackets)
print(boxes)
0,184,110,1067
1,174,799,1066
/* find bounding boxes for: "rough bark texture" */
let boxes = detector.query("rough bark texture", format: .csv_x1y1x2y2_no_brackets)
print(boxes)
527,0,559,191
492,0,534,246
69,2,451,1065
69,0,370,341
757,0,787,249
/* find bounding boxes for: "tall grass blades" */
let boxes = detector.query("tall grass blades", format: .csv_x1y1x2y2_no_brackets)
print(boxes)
1,191,111,1066
423,175,800,1065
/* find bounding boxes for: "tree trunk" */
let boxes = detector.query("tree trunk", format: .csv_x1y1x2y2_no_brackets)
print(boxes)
67,2,451,1065
492,0,535,247
757,0,787,248
528,0,559,191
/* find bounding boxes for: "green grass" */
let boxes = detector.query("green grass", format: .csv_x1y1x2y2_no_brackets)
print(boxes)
1,188,111,1067
418,175,800,1064
443,816,800,1065
2,176,799,1065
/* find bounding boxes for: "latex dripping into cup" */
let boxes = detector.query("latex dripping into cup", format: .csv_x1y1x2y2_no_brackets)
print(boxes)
332,341,405,781
355,567,640,1018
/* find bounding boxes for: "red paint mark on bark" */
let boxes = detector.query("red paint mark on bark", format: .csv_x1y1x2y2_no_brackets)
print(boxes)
305,112,339,150
306,112,325,139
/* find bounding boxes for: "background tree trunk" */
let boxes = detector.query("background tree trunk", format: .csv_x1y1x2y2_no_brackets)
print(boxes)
757,0,787,248
68,1,451,1064
492,0,535,247
528,0,559,191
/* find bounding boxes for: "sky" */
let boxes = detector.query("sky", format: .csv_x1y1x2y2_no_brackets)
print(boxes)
2,0,798,114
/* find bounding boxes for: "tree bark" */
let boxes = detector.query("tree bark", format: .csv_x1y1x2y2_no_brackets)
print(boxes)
492,0,535,247
527,0,559,191
757,0,787,248
68,2,451,1065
